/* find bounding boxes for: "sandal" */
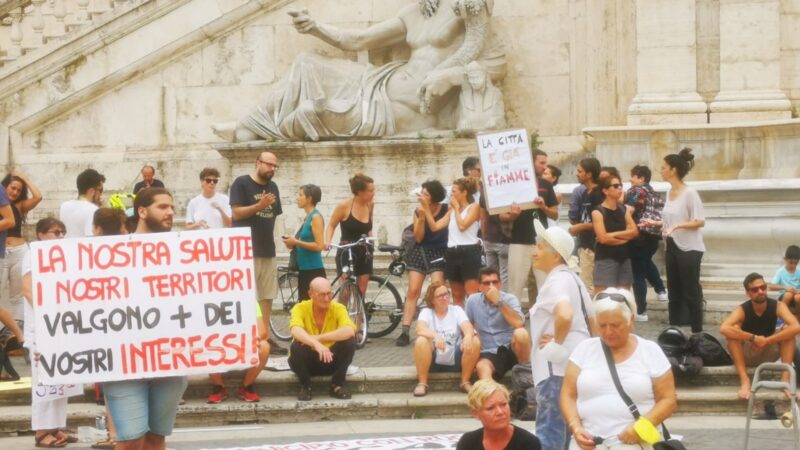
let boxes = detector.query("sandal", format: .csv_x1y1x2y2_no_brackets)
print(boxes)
413,383,429,397
54,430,78,443
91,438,116,450
35,432,67,448
329,384,352,400
460,381,473,394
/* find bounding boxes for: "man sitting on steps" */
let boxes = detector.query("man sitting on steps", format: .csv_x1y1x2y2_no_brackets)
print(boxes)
720,272,800,400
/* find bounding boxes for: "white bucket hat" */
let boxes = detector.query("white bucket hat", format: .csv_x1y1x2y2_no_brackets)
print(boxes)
534,220,574,264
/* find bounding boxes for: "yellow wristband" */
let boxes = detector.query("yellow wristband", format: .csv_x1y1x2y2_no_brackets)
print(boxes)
633,417,661,444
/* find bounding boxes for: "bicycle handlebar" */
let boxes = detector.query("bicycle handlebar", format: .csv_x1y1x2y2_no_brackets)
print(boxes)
329,235,377,250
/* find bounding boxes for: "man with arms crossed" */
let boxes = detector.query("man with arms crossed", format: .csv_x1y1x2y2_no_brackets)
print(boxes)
466,267,531,382
103,188,188,450
529,221,593,450
720,272,800,400
230,151,287,355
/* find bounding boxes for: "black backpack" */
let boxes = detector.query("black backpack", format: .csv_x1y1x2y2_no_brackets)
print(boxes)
508,362,536,421
658,326,703,377
688,332,733,367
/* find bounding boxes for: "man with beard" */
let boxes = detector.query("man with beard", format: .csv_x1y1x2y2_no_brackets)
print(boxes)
60,168,105,238
229,151,287,355
720,272,800,400
102,188,189,450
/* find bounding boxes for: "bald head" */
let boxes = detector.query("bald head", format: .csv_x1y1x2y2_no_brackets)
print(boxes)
310,277,331,294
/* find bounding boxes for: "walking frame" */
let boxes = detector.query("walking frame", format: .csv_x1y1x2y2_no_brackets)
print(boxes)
744,362,800,450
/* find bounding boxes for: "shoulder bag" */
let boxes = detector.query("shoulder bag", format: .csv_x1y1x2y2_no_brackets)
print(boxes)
601,341,686,450
287,215,308,272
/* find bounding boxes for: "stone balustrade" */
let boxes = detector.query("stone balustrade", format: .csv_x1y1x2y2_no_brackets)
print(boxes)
0,0,147,66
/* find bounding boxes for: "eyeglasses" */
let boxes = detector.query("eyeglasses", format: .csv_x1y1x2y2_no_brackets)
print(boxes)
435,291,450,299
747,285,768,294
46,229,66,237
204,178,219,184
608,183,622,189
257,160,278,168
481,279,501,286
595,292,629,305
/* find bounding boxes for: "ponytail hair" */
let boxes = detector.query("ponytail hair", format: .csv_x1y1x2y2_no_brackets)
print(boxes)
663,147,695,180
453,177,479,204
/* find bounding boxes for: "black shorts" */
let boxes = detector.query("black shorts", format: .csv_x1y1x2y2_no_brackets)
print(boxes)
445,244,482,282
406,246,446,275
336,244,373,277
480,345,518,380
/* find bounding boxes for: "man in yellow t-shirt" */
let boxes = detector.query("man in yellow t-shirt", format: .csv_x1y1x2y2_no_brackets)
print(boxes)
288,277,356,401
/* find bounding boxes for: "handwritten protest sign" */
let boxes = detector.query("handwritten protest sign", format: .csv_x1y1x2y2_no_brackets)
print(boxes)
477,129,538,214
33,383,83,403
30,228,258,385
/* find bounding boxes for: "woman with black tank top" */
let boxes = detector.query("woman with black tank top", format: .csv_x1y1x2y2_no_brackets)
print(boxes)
325,174,375,296
1,171,42,323
591,175,638,295
395,180,449,347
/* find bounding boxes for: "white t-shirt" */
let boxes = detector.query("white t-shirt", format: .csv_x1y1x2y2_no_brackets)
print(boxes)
570,336,671,443
417,305,470,348
662,187,705,252
185,192,232,229
529,265,593,384
447,203,480,247
59,199,98,238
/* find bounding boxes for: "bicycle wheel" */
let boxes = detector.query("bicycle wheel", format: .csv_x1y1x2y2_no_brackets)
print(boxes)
270,272,298,341
335,280,368,348
364,275,403,338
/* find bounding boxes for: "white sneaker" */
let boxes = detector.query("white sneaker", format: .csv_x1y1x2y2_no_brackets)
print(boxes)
346,365,360,375
657,291,668,302
636,313,649,322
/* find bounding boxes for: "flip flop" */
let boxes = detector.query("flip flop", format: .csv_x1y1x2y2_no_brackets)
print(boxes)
35,433,67,448
91,438,116,450
54,430,78,443
412,383,429,397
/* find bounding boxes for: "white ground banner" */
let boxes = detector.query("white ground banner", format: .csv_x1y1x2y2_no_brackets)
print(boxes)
199,434,461,450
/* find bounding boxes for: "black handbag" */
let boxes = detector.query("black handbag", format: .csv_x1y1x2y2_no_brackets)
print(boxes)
601,342,686,450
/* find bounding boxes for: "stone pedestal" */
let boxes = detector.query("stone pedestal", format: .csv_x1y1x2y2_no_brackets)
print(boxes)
709,0,792,122
627,0,708,125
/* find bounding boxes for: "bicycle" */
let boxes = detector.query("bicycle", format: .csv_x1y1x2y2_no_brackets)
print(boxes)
270,236,405,344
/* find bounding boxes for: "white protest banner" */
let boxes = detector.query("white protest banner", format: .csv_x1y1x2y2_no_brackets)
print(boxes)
32,383,83,403
31,228,258,385
477,128,538,214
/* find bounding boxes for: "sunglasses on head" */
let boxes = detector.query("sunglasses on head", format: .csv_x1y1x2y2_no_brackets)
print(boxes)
595,292,629,305
747,284,768,294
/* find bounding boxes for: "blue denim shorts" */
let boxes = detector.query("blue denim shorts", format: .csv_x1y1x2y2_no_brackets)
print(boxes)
103,376,188,441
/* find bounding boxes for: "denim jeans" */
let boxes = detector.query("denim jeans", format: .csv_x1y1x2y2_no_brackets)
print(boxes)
483,241,509,286
104,376,188,441
629,237,665,314
536,375,567,450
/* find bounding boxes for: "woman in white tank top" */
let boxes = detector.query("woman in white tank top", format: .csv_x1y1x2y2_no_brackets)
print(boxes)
424,177,482,307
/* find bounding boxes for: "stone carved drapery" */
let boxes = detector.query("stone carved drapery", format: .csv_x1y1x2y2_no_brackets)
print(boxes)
234,0,506,142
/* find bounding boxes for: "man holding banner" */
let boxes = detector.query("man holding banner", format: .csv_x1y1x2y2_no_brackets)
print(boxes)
101,188,188,450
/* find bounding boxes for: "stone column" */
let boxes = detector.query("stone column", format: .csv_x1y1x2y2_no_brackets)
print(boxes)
627,0,708,125
709,0,792,122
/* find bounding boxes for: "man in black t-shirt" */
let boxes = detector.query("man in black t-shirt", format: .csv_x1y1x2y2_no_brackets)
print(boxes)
568,158,601,294
230,151,286,354
502,149,557,304
132,165,165,194
720,273,800,400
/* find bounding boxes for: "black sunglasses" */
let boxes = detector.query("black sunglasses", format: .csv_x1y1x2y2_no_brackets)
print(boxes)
204,178,219,184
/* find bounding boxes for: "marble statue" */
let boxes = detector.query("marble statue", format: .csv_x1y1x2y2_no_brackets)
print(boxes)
215,0,506,142
457,61,506,131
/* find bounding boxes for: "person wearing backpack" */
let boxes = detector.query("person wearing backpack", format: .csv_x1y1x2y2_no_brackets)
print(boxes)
624,165,668,322
720,272,800,400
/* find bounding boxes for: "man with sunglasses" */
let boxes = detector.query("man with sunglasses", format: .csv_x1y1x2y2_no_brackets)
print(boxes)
185,167,232,230
466,267,530,382
720,272,800,400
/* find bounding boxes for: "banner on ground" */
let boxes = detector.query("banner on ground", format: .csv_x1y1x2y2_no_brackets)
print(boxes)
31,228,258,385
477,128,539,214
199,434,461,450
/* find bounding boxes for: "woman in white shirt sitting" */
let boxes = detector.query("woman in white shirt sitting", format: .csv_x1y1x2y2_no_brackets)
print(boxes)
412,281,480,396
561,288,677,449
422,177,482,307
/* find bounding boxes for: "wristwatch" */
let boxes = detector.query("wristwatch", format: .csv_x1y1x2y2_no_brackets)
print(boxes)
749,333,756,342
495,298,506,307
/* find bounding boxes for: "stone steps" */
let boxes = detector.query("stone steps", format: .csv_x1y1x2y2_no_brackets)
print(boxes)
0,365,779,435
